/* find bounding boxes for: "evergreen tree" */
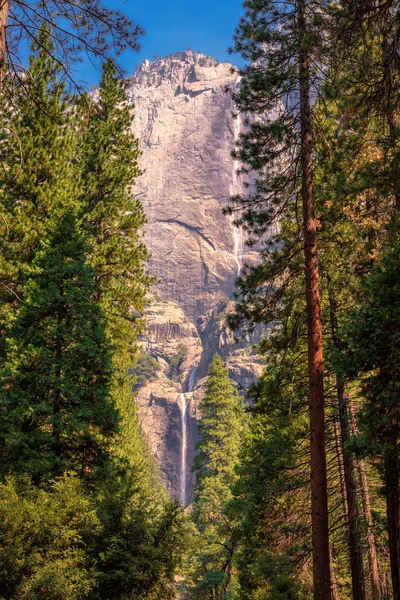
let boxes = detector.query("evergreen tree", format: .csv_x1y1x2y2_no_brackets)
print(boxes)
232,414,308,600
339,235,400,598
187,355,245,599
0,28,80,360
0,37,190,600
81,58,149,358
79,58,152,480
0,210,118,484
230,2,332,596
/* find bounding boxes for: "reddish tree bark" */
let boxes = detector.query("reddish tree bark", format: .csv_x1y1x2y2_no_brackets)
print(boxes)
298,2,330,598
0,0,8,91
348,401,382,600
336,375,366,600
385,452,400,600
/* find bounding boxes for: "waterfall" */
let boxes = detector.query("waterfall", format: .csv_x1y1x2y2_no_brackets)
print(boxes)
180,393,187,506
233,225,244,277
229,114,244,277
188,366,197,393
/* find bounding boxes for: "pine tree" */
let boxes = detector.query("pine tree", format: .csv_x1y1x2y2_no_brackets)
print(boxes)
81,58,149,350
312,69,391,600
230,2,332,597
0,28,80,359
0,38,190,600
232,414,308,600
79,58,152,475
339,235,400,599
0,210,118,484
188,355,245,599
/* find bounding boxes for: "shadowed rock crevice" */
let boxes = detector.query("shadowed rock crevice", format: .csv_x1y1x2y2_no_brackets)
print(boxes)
156,218,217,251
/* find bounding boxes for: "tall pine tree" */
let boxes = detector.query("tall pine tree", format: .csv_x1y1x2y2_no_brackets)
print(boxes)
0,210,118,484
188,355,245,599
0,28,80,361
79,60,152,473
230,2,332,596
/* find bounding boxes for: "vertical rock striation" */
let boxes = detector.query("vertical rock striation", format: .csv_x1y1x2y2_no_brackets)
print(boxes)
127,51,262,502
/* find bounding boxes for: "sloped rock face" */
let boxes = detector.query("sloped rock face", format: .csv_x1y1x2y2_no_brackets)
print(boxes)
126,52,262,503
127,50,257,321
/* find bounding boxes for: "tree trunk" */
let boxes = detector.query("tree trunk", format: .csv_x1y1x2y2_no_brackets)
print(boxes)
336,375,366,600
330,545,340,600
385,452,400,600
328,285,366,600
0,0,8,91
348,401,382,600
333,417,349,531
52,298,64,470
298,2,331,599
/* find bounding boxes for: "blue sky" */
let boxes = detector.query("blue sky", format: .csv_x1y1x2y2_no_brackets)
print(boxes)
76,0,245,87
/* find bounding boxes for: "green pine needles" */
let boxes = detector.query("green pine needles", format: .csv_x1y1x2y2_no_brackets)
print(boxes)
0,211,117,484
187,355,245,600
0,30,189,600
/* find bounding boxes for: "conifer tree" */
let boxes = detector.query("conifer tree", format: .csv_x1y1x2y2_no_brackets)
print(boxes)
339,235,400,599
0,28,80,358
79,59,152,474
0,210,118,484
230,2,332,597
188,355,245,599
81,58,149,350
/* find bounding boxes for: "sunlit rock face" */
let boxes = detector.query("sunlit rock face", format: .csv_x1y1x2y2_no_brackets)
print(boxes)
126,51,263,503
126,50,257,320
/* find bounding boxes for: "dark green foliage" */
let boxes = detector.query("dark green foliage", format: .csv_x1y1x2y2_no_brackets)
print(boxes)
0,211,118,484
0,38,189,600
79,59,152,471
232,414,309,600
339,234,400,482
168,344,188,380
133,351,161,389
0,29,80,339
91,487,189,600
80,58,150,364
186,355,245,599
0,475,99,600
0,474,191,600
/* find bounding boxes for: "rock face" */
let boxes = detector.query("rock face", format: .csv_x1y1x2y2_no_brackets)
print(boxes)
126,51,262,503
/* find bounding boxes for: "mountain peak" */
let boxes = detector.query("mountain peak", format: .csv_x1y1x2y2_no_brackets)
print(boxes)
127,49,237,91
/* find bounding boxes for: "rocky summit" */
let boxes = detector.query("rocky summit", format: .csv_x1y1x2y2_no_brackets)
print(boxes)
127,51,263,504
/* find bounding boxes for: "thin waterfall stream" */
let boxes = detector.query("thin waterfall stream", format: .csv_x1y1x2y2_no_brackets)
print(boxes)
179,367,198,506
229,113,244,277
179,393,187,506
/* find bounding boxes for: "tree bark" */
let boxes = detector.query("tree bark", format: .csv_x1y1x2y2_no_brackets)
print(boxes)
328,284,366,600
336,375,366,600
0,0,8,91
329,545,340,600
298,2,331,599
333,417,349,531
385,452,400,600
348,400,382,600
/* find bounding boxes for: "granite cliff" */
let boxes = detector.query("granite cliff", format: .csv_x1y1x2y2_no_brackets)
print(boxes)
126,51,263,503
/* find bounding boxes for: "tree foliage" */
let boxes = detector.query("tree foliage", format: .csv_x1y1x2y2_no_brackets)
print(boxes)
186,355,245,599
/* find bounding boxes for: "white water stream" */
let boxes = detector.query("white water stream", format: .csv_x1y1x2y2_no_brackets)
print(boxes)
179,367,198,506
179,393,187,506
229,114,244,277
